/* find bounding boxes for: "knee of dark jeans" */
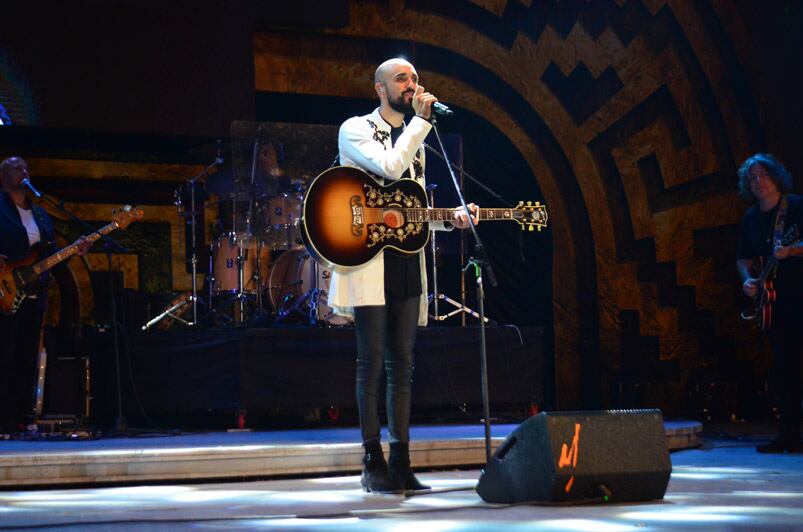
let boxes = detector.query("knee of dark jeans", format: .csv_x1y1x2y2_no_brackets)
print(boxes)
356,355,383,390
385,360,413,388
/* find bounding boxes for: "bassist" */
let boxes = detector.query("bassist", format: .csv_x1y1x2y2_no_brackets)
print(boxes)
0,157,91,436
736,153,803,453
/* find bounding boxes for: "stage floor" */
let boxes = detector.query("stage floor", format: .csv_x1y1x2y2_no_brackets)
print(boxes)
0,420,700,488
0,429,801,531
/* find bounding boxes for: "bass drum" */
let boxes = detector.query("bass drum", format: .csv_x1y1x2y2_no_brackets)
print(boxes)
267,249,352,325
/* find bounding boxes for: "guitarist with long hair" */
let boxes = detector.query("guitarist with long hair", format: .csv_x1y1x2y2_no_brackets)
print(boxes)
328,58,478,493
736,153,803,453
0,157,91,437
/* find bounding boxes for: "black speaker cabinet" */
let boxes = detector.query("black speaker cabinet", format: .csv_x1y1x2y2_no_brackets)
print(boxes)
477,409,671,503
43,357,89,419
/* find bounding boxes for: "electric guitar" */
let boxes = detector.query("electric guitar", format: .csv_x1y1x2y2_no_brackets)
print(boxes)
300,166,548,270
740,227,799,331
0,206,144,316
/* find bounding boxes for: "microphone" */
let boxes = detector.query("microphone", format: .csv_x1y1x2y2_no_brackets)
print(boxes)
433,102,454,116
21,178,42,198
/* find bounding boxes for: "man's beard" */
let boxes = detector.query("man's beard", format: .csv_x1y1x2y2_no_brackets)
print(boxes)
388,91,414,115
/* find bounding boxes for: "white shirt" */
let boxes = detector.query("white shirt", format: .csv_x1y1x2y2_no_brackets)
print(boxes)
16,204,41,247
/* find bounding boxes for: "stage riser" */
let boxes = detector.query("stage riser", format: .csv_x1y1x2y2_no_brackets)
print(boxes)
0,422,699,488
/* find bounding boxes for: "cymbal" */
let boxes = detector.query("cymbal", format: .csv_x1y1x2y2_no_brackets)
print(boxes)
205,166,274,198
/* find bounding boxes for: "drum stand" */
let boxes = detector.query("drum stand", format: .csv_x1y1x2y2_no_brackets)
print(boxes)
142,162,218,331
427,184,488,324
208,202,259,325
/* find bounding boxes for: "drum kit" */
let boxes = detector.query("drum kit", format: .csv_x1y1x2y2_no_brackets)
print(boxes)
142,128,349,331
203,187,347,326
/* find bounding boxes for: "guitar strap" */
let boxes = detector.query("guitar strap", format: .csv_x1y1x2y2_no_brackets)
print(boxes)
769,194,789,278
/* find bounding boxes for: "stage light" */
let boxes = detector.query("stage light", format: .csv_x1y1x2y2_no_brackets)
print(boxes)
531,519,633,532
621,508,745,523
249,517,361,528
268,490,361,504
309,475,361,484
733,491,803,499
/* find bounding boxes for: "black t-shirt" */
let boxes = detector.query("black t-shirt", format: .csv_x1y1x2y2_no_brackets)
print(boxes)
738,194,803,312
383,124,422,300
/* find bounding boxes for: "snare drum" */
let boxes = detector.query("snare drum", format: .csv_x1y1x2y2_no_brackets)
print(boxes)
211,233,270,294
267,249,352,325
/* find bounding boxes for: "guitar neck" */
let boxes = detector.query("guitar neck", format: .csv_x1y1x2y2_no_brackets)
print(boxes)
373,207,518,223
32,222,117,275
758,257,777,283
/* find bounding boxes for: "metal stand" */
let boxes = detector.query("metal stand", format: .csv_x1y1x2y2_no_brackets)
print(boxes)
142,156,220,330
427,184,489,324
26,184,129,432
431,118,498,462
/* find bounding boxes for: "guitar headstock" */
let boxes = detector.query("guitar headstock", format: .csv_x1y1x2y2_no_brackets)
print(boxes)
512,201,548,232
112,205,145,229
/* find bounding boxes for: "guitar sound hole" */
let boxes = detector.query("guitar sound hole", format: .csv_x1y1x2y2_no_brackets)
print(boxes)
382,210,404,228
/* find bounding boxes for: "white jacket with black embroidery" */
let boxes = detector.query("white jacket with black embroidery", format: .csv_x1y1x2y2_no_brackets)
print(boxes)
327,107,452,326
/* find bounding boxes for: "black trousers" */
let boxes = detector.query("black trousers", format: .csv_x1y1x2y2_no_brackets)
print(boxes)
0,298,43,431
354,296,420,445
768,310,802,441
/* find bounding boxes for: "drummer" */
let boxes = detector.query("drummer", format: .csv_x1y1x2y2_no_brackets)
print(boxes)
209,140,299,237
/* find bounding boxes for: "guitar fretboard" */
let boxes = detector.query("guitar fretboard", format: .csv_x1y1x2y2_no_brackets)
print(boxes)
365,207,518,223
32,223,118,275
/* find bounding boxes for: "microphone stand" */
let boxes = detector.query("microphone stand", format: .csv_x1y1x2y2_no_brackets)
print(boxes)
430,117,498,462
423,143,514,207
28,187,130,433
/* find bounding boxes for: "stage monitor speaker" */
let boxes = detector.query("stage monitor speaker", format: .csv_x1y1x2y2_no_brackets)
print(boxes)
476,409,671,503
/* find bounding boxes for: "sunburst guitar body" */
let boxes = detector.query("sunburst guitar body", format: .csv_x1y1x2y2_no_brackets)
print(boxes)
300,166,547,270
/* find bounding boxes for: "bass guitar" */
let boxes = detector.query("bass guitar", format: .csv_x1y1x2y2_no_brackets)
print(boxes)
300,166,548,270
0,205,143,316
740,227,799,331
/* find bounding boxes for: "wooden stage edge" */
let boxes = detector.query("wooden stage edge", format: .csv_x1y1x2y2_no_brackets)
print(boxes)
0,421,701,488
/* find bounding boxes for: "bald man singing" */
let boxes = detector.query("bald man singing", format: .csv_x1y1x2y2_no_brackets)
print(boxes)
327,58,478,493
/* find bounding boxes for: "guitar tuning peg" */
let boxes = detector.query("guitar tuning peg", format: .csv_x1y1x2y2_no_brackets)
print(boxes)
528,225,534,232
526,201,532,206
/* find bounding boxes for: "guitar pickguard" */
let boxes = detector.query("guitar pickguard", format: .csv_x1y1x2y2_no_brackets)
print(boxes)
363,183,425,248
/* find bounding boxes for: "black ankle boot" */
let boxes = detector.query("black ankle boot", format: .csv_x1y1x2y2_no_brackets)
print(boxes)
361,438,403,493
388,441,430,491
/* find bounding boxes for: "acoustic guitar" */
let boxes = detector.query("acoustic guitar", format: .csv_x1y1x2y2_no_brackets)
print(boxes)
300,166,548,270
0,206,143,316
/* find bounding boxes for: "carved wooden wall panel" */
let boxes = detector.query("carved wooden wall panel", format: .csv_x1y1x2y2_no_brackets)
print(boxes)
253,0,772,411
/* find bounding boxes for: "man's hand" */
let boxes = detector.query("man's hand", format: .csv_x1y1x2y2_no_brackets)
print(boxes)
75,236,92,256
742,277,759,298
412,85,438,121
452,203,479,229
